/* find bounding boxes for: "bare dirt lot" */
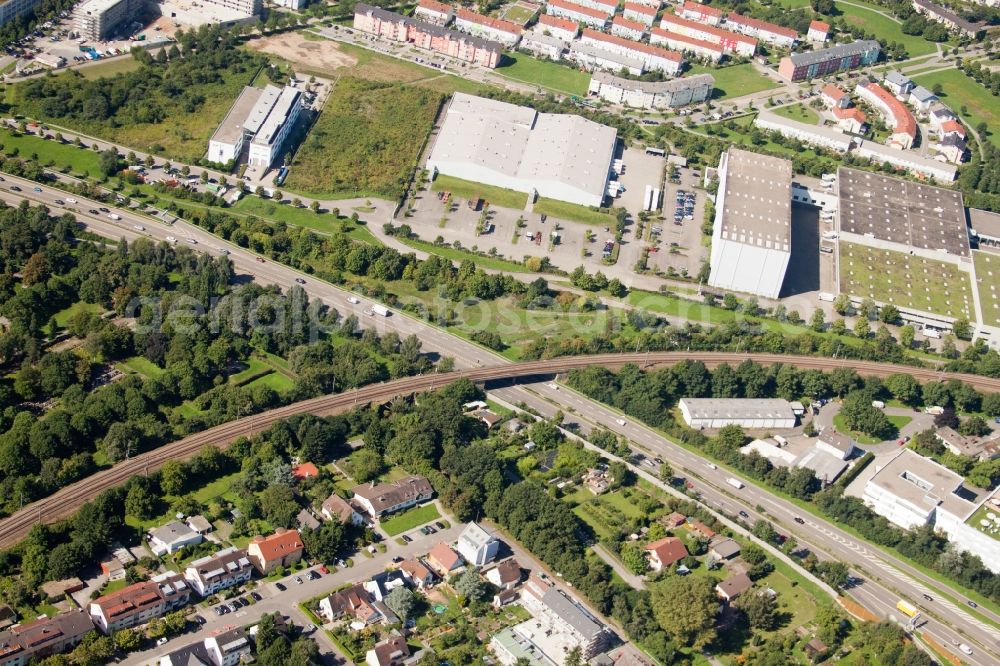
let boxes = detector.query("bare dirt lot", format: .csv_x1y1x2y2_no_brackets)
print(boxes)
248,32,358,71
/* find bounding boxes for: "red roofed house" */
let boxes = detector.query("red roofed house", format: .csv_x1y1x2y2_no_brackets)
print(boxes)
725,13,798,47
940,119,965,139
659,12,757,57
247,529,304,575
546,0,610,30
680,0,723,26
536,14,579,40
650,27,724,63
833,106,867,134
623,1,658,27
611,15,648,40
292,462,319,480
426,542,464,576
688,520,716,540
807,19,830,43
89,571,191,634
820,83,849,109
0,611,94,665
455,7,523,46
661,512,687,528
319,583,382,624
321,493,365,526
856,82,917,149
580,28,684,74
645,536,689,571
414,0,454,25
399,558,436,589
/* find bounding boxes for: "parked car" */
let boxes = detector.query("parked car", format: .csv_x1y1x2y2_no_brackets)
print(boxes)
275,582,287,591
250,591,263,601
307,570,320,581
294,576,303,585
401,534,412,543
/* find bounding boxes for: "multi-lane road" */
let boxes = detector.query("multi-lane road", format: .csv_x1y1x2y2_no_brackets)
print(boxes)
3,174,999,662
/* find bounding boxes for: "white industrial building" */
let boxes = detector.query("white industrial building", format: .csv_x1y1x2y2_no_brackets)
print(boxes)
455,522,500,567
707,148,792,299
862,449,1000,573
587,72,713,109
426,93,617,208
678,398,797,429
73,0,143,40
208,84,301,168
0,0,40,27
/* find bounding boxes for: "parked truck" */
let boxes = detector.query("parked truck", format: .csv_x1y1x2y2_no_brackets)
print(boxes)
371,304,390,317
726,478,744,490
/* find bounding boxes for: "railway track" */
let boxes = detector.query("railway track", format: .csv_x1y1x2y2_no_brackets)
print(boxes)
1,351,996,549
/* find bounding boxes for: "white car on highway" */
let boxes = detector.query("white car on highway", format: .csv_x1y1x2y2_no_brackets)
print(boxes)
165,236,177,243
65,198,77,204
706,462,717,470
959,644,972,655
133,224,144,231
346,296,361,305
216,247,230,255
185,237,197,244
615,418,626,426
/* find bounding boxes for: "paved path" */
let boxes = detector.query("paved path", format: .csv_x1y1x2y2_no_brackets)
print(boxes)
592,543,647,590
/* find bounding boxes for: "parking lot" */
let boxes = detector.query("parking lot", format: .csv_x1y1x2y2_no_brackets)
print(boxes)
644,165,709,279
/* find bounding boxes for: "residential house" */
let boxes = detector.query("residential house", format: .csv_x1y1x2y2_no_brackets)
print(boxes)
908,85,938,113
321,493,365,526
520,574,611,660
149,521,203,556
833,106,867,134
493,588,519,608
856,82,917,149
205,627,252,666
157,642,212,666
399,558,436,589
90,571,191,633
100,556,126,581
662,512,687,528
820,83,850,109
680,1,723,26
414,0,453,25
455,522,500,567
365,570,409,602
816,431,856,460
427,542,464,576
883,70,914,98
688,520,716,540
715,573,753,602
184,547,254,597
709,537,741,561
622,2,657,27
292,462,320,481
645,536,688,571
937,134,967,162
939,119,965,140
475,410,503,429
247,529,304,575
936,427,1000,460
520,31,567,59
352,476,434,518
319,583,381,624
0,606,15,630
454,8,523,47
186,515,213,535
535,13,579,41
486,559,523,590
807,19,829,42
611,15,647,40
912,0,984,37
297,509,321,531
724,13,798,47
0,611,93,666
928,104,957,130
583,468,613,494
366,631,410,666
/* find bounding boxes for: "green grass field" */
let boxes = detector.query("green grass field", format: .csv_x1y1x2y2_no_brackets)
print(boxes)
52,301,104,328
379,504,441,536
284,77,442,200
246,371,296,393
496,53,591,96
116,356,165,378
430,173,528,210
232,196,343,235
79,57,142,80
833,412,909,444
834,2,935,57
973,251,1000,327
533,198,618,227
839,241,976,320
686,63,780,100
771,103,820,124
502,4,537,24
0,128,103,175
397,236,534,273
913,69,1000,148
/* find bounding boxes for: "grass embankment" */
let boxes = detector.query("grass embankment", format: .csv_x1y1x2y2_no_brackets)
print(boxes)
430,174,528,211
496,53,591,96
284,77,442,200
913,69,1000,148
0,128,104,175
686,63,780,100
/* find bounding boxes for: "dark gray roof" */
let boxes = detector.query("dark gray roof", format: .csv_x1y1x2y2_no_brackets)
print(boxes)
913,0,984,33
591,70,714,94
355,3,502,52
540,588,605,639
787,40,880,67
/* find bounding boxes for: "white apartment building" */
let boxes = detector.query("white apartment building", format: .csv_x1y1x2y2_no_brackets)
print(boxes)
205,628,252,666
754,109,854,152
209,84,301,168
650,27,724,62
455,522,500,567
587,71,714,109
580,28,683,74
0,0,40,27
248,86,302,168
73,0,143,41
184,547,254,597
535,14,579,41
622,1,658,26
611,16,647,40
546,0,609,29
659,13,756,57
569,41,645,75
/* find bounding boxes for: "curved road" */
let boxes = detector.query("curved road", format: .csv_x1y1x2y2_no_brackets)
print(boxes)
3,175,1000,662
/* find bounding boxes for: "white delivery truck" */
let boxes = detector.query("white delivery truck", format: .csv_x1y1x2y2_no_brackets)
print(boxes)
371,304,390,317
921,327,941,339
726,478,745,490
818,292,835,302
107,213,120,220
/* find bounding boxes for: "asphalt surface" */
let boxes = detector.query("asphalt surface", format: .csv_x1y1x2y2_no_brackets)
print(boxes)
3,173,998,663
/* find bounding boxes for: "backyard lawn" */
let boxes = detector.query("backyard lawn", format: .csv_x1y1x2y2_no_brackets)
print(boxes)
686,63,780,100
913,69,1000,147
839,241,976,320
379,504,441,536
771,103,820,124
284,77,443,200
496,53,591,96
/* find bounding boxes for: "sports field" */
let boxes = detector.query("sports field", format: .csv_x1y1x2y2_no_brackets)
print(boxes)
973,251,1000,327
686,63,779,100
914,69,1000,148
839,241,975,320
496,53,591,96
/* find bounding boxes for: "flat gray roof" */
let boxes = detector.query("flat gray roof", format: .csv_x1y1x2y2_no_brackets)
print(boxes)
569,40,646,71
540,588,604,640
680,398,795,421
837,167,969,256
591,70,714,94
867,448,974,518
788,39,880,67
251,86,301,148
969,208,1000,241
795,449,848,483
210,85,264,147
717,147,792,249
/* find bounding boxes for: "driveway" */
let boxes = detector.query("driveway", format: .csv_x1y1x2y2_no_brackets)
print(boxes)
816,402,933,453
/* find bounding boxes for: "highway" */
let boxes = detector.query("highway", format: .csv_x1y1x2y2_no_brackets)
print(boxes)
2,173,999,662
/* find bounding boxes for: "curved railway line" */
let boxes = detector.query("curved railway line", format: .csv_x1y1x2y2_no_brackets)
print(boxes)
1,351,997,549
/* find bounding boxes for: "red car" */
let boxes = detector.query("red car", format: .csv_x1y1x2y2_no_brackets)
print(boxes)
318,565,328,575
255,257,265,263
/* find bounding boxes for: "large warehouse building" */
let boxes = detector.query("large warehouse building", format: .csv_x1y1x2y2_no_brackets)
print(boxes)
679,398,797,429
708,148,793,299
426,93,617,208
208,84,301,168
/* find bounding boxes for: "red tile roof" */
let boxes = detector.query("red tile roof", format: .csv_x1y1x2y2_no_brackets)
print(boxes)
538,13,579,33
861,82,916,138
548,0,611,20
645,536,688,567
941,119,965,137
250,529,304,564
683,1,723,16
623,1,658,16
727,13,798,39
456,7,524,34
821,83,847,102
417,0,451,14
613,16,647,33
292,463,319,479
428,542,463,571
660,12,757,46
809,19,830,32
833,106,866,124
582,28,684,61
651,27,724,55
